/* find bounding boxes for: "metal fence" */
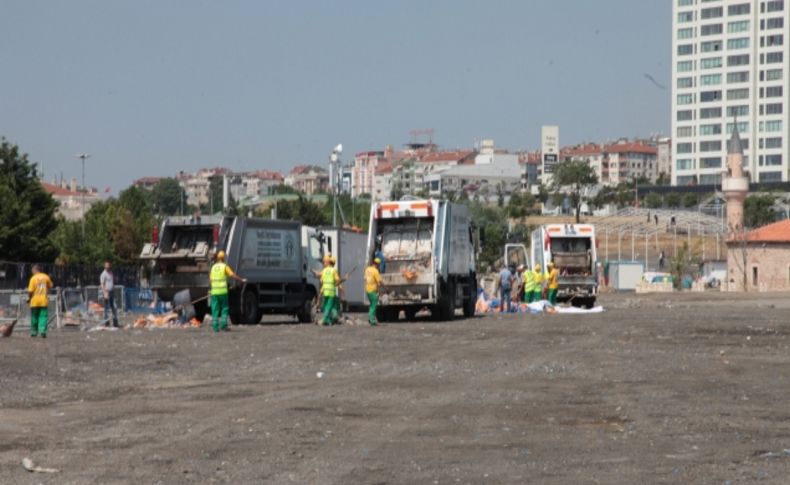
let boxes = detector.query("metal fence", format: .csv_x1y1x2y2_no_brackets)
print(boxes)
0,261,141,290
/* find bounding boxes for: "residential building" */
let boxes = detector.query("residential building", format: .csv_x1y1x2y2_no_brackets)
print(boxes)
656,137,673,182
41,179,101,221
284,165,329,195
560,141,658,185
672,0,790,185
132,176,163,190
372,161,393,201
352,151,386,197
426,157,522,200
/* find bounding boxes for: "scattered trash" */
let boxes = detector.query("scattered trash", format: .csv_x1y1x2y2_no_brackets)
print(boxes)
316,372,325,378
22,457,59,473
756,449,790,459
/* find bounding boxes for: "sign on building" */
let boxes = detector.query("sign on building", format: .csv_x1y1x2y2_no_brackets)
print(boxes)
541,125,560,175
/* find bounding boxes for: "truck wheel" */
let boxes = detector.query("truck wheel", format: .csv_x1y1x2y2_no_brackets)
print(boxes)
233,288,260,324
194,300,208,322
297,291,316,323
463,278,476,318
405,308,418,321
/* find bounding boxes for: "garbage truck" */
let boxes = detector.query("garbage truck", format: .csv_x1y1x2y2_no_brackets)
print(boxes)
366,199,477,321
139,215,325,323
530,223,598,308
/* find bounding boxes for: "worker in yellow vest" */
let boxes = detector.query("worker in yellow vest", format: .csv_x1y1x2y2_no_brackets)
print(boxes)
364,257,383,326
209,250,246,332
531,264,543,302
320,254,341,326
522,264,536,303
28,265,53,338
546,261,559,305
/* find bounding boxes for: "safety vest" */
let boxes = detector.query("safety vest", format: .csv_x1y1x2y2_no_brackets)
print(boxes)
523,270,535,293
321,267,338,297
532,270,543,287
210,263,229,295
548,269,559,289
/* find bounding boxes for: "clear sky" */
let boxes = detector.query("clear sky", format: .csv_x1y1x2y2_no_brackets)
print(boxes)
1,0,670,192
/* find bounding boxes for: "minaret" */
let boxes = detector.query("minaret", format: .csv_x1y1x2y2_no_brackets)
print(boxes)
722,121,749,238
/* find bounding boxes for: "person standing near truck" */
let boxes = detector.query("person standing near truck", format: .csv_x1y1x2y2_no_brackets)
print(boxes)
531,264,543,302
546,261,559,305
522,264,535,303
497,264,513,312
28,265,53,338
100,261,119,328
209,250,246,333
364,257,383,326
320,255,341,326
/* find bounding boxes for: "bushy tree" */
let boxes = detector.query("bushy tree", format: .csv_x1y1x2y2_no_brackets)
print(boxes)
645,192,662,209
744,194,776,228
550,159,598,222
682,192,698,208
151,178,186,215
0,138,59,261
665,192,681,209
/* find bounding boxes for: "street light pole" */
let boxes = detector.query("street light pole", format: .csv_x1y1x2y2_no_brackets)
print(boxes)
76,153,90,237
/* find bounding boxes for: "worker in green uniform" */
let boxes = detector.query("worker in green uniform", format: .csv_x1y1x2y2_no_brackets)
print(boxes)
209,250,246,333
531,264,543,302
320,254,341,326
522,264,535,303
28,265,53,338
364,257,383,325
546,261,559,305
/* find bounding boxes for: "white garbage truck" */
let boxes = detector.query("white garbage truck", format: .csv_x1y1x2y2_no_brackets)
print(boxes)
366,199,478,321
140,215,326,323
530,223,598,308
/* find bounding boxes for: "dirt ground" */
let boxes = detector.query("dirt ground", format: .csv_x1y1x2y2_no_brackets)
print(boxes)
3,292,790,484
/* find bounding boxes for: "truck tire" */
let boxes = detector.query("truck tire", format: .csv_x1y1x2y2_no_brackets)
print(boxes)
232,287,260,324
297,291,316,323
463,277,476,318
434,281,454,321
404,308,418,321
194,300,208,322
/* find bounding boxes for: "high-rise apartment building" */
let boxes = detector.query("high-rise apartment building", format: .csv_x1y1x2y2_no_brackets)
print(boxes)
672,0,788,186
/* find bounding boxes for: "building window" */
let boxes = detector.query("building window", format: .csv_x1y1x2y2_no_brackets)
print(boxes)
766,1,784,13
727,121,748,134
766,103,783,115
677,126,694,137
676,159,695,170
766,34,784,46
765,154,783,166
752,267,759,287
701,24,724,36
701,6,723,18
726,71,749,83
766,52,784,64
766,86,783,97
677,175,697,185
727,20,750,33
700,57,722,69
758,171,782,182
699,124,722,135
726,105,749,117
677,60,694,72
700,141,722,152
700,90,722,102
678,0,694,5
677,93,694,105
766,68,783,80
677,109,694,121
766,17,784,29
700,107,722,119
701,40,723,52
677,44,694,56
701,157,722,168
727,54,750,66
699,174,722,185
677,77,694,88
700,74,722,85
677,142,693,154
678,11,695,22
727,88,749,100
678,27,695,39
760,120,783,132
764,137,782,148
727,38,750,50
728,3,750,15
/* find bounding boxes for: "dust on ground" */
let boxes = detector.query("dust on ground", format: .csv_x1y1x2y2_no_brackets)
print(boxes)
2,291,790,484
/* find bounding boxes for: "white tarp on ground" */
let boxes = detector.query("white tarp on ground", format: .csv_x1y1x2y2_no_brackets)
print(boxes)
555,305,605,314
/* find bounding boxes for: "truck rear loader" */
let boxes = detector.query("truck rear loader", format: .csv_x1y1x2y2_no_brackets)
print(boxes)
366,199,477,321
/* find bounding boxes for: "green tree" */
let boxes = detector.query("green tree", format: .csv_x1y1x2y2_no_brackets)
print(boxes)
390,182,404,201
744,194,776,228
276,195,329,226
0,138,59,261
665,192,681,209
682,192,698,208
550,159,598,222
506,192,526,219
645,192,662,209
151,178,186,215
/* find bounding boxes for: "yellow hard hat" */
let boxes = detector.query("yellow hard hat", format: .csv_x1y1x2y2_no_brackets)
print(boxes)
323,254,333,263
374,257,381,264
330,255,336,264
216,250,225,261
548,261,555,268
534,264,541,271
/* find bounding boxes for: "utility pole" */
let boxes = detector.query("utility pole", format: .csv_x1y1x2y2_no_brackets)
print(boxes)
76,153,90,237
